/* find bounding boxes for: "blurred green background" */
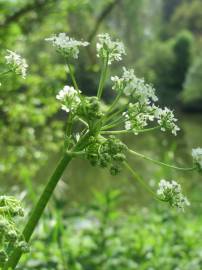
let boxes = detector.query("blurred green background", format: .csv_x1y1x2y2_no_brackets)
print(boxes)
0,0,202,269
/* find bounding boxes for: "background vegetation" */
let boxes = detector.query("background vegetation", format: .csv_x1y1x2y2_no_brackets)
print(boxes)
0,0,202,269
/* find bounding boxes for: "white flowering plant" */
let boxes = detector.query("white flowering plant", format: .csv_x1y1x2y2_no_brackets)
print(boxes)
1,33,201,269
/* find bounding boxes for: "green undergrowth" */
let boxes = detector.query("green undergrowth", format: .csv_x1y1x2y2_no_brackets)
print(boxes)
18,191,202,270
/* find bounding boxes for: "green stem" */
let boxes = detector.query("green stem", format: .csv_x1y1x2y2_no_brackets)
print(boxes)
77,117,88,127
106,91,122,115
101,126,159,135
128,149,196,171
102,102,129,125
124,161,160,201
101,116,125,130
67,63,79,91
67,62,87,115
97,56,108,99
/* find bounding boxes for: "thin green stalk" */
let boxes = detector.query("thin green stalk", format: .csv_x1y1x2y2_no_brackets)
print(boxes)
106,91,122,115
67,63,79,91
67,63,87,115
103,102,129,125
128,149,196,171
124,161,160,201
101,126,159,135
101,129,129,135
102,113,125,130
97,56,108,99
101,118,125,131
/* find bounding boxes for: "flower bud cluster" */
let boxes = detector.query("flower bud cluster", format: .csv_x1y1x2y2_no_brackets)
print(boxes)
45,33,89,58
78,97,103,123
0,196,29,266
86,136,127,175
192,148,202,171
56,85,81,113
157,180,190,211
5,50,28,79
96,33,126,65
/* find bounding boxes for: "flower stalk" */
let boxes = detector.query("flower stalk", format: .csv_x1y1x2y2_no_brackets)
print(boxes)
128,149,196,171
97,56,109,99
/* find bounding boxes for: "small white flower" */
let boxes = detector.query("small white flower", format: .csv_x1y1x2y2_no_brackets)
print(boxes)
155,107,180,135
125,119,132,130
5,50,28,79
192,148,202,171
56,85,77,101
111,67,158,104
157,179,190,211
45,33,89,58
96,33,126,65
56,85,80,113
123,103,156,133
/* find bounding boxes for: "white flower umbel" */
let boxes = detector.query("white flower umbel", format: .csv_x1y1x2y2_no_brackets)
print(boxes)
45,33,89,58
192,148,202,171
96,33,126,65
5,50,28,79
123,103,155,133
157,179,190,211
111,67,158,104
155,107,180,135
56,85,81,113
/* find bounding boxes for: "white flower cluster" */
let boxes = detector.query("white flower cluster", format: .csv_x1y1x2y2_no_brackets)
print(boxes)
192,148,202,171
124,104,180,135
96,33,126,65
56,85,80,113
112,68,180,135
123,103,155,133
45,33,89,59
157,179,190,211
155,107,180,136
111,67,158,104
5,50,28,79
